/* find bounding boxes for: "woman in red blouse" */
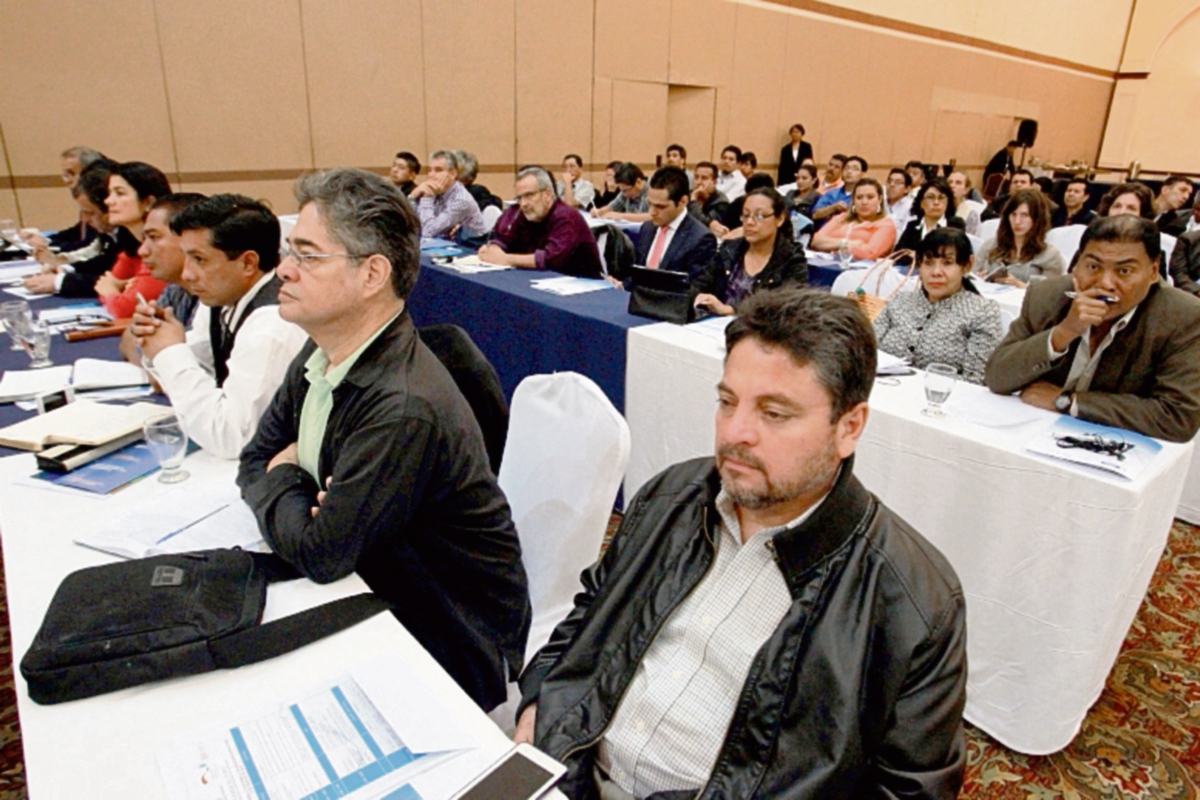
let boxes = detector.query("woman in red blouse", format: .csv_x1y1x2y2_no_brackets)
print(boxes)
95,162,172,317
810,177,897,261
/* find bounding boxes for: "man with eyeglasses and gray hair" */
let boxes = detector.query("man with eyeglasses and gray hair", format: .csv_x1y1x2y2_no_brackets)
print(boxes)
406,149,487,241
238,168,532,711
478,166,603,277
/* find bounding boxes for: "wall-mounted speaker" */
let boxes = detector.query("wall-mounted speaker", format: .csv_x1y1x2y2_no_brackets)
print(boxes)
1017,119,1038,148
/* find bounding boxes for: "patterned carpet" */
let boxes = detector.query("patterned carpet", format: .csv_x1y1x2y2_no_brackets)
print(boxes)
0,520,1198,798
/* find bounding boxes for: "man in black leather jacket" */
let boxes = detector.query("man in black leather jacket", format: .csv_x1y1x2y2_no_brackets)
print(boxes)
516,289,966,799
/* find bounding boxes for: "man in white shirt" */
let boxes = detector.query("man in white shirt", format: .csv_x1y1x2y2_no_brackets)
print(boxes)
715,145,747,201
132,195,308,459
885,167,914,231
664,143,694,189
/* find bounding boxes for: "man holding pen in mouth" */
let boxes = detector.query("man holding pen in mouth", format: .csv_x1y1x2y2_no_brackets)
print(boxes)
985,215,1200,443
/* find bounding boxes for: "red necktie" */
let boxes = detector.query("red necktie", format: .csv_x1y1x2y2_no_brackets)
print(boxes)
647,225,668,270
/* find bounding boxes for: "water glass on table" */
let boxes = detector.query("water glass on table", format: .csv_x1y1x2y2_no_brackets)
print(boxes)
20,320,52,368
0,219,16,246
0,300,32,351
837,241,852,269
921,363,957,418
143,414,190,484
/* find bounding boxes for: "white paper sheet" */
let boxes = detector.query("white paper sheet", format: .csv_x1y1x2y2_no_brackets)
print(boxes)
71,357,150,390
0,365,73,402
876,350,913,376
440,256,513,274
0,261,42,283
530,276,614,296
943,390,1057,428
3,285,52,301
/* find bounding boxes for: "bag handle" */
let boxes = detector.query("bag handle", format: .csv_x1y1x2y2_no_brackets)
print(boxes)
209,592,390,669
878,250,917,301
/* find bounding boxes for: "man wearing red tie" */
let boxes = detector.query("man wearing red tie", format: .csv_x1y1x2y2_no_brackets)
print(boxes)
634,166,717,285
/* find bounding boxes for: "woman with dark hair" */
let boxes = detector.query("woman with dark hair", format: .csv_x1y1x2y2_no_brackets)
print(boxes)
895,179,965,255
95,161,172,317
786,163,820,219
1096,181,1155,219
810,178,897,260
875,228,1001,383
593,160,623,209
974,189,1064,287
693,188,808,316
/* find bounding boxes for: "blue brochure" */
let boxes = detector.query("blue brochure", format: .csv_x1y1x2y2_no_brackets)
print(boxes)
32,441,161,495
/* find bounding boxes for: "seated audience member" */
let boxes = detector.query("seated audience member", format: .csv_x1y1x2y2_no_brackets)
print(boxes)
687,161,732,236
665,143,694,188
896,179,965,255
1152,176,1194,236
975,190,1064,287
389,151,421,196
592,162,650,222
811,155,866,227
515,287,967,799
985,215,1200,443
477,167,603,278
982,168,1035,221
31,146,106,253
632,166,715,283
408,150,487,240
875,228,1002,384
455,150,503,212
817,153,846,194
1034,176,1055,197
885,168,914,231
1096,181,1155,220
720,173,776,239
1169,219,1200,296
556,154,595,210
947,171,986,234
811,178,898,260
1051,177,1097,228
905,160,928,196
132,195,308,459
737,151,758,180
94,162,172,317
238,168,530,710
787,163,821,219
777,123,814,186
593,160,623,209
716,145,747,201
693,188,807,316
24,161,123,296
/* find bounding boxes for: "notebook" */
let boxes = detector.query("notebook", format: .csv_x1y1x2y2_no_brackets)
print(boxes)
0,401,167,451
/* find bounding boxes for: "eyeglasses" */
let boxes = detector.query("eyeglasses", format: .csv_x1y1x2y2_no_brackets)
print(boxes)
515,189,549,202
740,211,775,223
279,245,370,270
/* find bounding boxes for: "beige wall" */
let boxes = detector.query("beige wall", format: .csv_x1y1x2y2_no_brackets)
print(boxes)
1099,3,1200,174
0,0,1127,227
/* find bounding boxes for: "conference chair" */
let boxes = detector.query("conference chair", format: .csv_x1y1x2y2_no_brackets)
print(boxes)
1045,224,1085,266
418,324,509,475
966,233,984,255
487,372,630,733
481,204,503,233
978,217,1001,241
594,223,635,280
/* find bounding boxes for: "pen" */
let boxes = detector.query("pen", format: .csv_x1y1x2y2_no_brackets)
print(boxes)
1065,291,1118,305
155,504,230,546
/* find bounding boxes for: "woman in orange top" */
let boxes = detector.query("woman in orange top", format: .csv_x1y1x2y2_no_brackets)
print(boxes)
810,177,897,260
94,161,171,318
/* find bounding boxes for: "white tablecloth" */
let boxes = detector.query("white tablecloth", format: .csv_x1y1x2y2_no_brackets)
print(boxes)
625,321,1193,754
0,451,546,798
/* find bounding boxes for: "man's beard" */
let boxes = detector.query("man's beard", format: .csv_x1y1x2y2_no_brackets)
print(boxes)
716,439,839,510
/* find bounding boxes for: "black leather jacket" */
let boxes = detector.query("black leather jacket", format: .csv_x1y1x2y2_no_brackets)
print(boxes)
519,457,966,799
695,236,808,306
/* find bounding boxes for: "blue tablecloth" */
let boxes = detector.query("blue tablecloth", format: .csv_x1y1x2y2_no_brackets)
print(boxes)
407,258,655,412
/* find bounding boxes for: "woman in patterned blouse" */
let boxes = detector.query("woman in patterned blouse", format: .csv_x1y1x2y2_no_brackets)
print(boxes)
874,228,1003,384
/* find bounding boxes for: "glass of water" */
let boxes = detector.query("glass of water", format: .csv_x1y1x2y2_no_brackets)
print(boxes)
143,414,190,484
922,363,957,418
0,219,16,245
0,300,32,351
837,240,852,268
21,320,52,368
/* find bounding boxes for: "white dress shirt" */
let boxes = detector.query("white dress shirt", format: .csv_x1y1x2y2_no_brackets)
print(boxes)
597,488,828,796
716,170,746,202
888,195,914,232
645,208,688,269
145,271,309,459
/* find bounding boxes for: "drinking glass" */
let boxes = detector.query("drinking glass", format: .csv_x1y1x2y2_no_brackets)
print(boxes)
922,363,958,418
837,241,852,268
21,320,52,368
0,219,16,245
0,300,32,351
143,415,190,484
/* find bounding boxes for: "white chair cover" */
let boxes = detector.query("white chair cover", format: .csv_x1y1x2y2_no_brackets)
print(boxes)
977,218,1000,241
1045,225,1086,266
830,263,918,301
488,372,630,733
965,233,984,255
1162,232,1178,276
277,213,299,249
481,204,503,233
999,307,1017,338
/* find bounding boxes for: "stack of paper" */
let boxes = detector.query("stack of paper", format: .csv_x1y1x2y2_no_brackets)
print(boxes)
0,366,74,402
3,285,51,300
530,276,614,296
0,358,152,403
440,256,512,274
0,261,42,284
71,358,150,390
876,351,913,376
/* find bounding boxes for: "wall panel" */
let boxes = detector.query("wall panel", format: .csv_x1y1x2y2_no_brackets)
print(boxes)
177,179,299,217
667,0,736,88
156,0,312,173
610,81,668,166
667,87,717,164
13,188,76,231
421,0,516,167
591,78,615,166
726,4,789,165
594,0,670,83
302,0,427,169
515,0,595,166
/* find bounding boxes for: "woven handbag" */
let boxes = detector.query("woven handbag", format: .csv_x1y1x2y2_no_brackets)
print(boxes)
849,250,916,321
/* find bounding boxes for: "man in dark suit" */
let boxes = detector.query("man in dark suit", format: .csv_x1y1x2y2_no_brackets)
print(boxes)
1169,226,1200,296
634,166,717,284
985,215,1200,443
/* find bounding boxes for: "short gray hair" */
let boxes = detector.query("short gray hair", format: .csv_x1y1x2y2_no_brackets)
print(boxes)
454,150,479,183
294,168,421,299
429,150,459,172
61,146,103,169
517,166,554,193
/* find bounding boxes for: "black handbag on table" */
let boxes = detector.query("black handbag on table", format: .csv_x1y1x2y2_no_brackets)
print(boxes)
626,265,695,324
20,548,388,705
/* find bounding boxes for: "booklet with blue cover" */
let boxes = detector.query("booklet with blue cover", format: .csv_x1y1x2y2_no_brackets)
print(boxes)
30,440,161,495
1025,416,1163,481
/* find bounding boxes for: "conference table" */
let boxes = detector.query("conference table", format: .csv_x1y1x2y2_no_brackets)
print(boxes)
623,318,1195,755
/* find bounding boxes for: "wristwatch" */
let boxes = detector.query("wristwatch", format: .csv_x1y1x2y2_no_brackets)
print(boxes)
1054,392,1073,413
